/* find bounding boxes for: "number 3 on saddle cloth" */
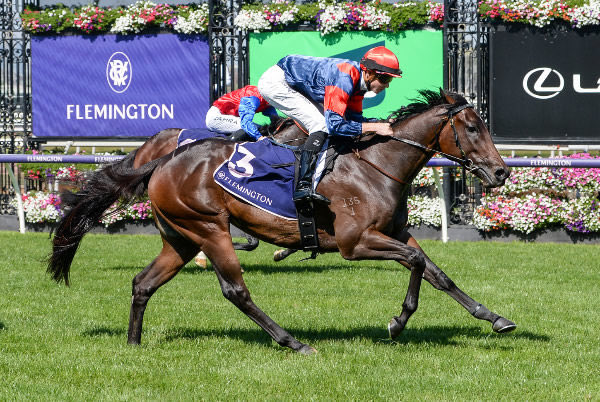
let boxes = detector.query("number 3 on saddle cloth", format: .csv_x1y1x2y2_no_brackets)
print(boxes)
213,137,330,221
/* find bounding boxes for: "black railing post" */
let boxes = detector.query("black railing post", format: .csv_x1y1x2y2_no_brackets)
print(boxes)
208,0,248,103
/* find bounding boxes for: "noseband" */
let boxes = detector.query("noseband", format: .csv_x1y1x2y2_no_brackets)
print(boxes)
389,102,480,173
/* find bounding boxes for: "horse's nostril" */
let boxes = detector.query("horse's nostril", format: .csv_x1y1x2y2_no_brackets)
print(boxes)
495,168,508,181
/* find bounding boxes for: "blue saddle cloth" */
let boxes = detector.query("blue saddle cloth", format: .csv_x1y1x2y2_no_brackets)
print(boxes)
180,130,328,219
177,128,226,147
214,138,301,219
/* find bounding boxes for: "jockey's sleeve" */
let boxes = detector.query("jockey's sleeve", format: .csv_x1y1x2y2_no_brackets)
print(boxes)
323,71,363,137
325,110,362,137
239,96,262,140
262,106,279,118
346,110,369,123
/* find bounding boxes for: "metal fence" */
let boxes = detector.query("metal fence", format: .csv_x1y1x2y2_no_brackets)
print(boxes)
1,0,36,153
443,0,489,120
208,0,248,103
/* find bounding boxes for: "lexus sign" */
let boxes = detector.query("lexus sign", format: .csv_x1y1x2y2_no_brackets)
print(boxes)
490,26,600,143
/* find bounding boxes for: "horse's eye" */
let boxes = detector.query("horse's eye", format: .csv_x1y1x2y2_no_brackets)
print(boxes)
466,125,478,134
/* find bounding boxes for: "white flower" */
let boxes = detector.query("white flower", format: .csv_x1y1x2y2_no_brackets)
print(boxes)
234,10,271,32
407,195,442,227
14,192,63,223
174,5,209,34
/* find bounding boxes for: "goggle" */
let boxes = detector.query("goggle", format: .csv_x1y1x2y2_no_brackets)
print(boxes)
375,73,394,84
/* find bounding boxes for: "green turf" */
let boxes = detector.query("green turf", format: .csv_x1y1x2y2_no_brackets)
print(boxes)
0,232,599,400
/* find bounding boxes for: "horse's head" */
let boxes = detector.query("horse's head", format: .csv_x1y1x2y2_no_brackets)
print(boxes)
437,90,509,188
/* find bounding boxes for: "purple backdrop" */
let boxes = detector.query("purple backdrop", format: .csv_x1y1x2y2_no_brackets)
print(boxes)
31,33,210,137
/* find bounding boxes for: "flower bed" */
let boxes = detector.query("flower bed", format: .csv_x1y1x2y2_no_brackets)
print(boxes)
234,0,443,34
479,0,600,28
21,1,208,34
14,192,153,227
473,153,600,234
21,0,600,36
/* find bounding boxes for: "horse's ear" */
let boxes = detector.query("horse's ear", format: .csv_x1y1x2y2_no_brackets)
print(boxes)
440,88,457,104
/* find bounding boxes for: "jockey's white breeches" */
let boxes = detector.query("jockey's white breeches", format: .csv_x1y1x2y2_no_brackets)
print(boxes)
258,65,328,134
205,106,241,133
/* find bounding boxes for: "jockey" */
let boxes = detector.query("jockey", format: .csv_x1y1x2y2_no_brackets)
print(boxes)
257,46,402,205
205,85,279,142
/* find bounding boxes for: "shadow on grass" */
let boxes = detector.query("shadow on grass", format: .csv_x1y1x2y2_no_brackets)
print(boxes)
0,321,5,330
82,326,127,337
106,262,365,275
106,264,212,275
162,324,550,348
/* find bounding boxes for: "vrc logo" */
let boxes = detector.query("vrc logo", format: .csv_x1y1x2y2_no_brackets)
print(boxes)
106,52,132,93
523,67,600,99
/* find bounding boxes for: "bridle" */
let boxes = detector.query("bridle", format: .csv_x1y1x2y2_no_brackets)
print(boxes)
387,102,478,172
353,102,482,184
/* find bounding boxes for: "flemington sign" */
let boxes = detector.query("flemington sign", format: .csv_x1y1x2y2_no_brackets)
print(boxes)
489,25,600,143
0,154,125,163
31,34,210,138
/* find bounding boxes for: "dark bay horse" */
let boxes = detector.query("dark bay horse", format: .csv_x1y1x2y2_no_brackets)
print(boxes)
49,90,515,354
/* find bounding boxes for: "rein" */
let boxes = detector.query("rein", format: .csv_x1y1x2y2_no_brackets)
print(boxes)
267,118,309,146
353,103,478,183
352,148,408,184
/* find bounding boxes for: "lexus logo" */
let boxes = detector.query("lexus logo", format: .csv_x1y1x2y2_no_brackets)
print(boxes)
523,67,600,99
522,68,564,99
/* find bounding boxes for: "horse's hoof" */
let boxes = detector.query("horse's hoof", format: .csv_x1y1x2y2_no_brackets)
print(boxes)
298,344,318,355
194,252,207,268
388,316,404,339
273,249,286,262
492,317,517,333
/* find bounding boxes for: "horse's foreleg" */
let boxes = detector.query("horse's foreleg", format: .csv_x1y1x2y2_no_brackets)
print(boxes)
339,229,427,339
403,233,516,333
204,235,316,355
128,238,193,345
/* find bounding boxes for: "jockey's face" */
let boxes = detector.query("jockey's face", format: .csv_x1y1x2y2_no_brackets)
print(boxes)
364,69,392,94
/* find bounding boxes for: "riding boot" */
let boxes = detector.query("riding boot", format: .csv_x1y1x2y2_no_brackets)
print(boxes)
228,129,254,142
293,149,330,205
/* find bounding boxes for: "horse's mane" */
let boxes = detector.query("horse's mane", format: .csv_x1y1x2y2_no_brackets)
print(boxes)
387,89,467,124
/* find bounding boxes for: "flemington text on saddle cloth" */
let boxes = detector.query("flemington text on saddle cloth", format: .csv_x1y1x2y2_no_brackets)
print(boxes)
213,138,328,220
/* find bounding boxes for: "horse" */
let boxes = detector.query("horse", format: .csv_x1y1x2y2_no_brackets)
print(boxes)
48,90,515,354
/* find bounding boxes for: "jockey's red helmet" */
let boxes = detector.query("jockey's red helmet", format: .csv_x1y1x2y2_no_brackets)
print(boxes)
360,46,402,77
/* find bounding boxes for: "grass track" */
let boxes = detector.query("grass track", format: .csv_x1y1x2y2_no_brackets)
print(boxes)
0,232,599,400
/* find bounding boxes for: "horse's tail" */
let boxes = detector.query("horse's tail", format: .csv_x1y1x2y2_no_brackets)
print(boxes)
47,151,163,286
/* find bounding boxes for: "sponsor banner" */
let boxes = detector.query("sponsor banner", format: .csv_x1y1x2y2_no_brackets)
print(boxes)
31,34,210,137
0,154,124,164
490,26,600,143
249,30,443,122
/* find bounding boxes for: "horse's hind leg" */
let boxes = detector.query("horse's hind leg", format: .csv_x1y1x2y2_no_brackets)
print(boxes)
128,237,197,345
202,233,316,355
273,248,298,262
402,232,516,334
232,232,259,252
